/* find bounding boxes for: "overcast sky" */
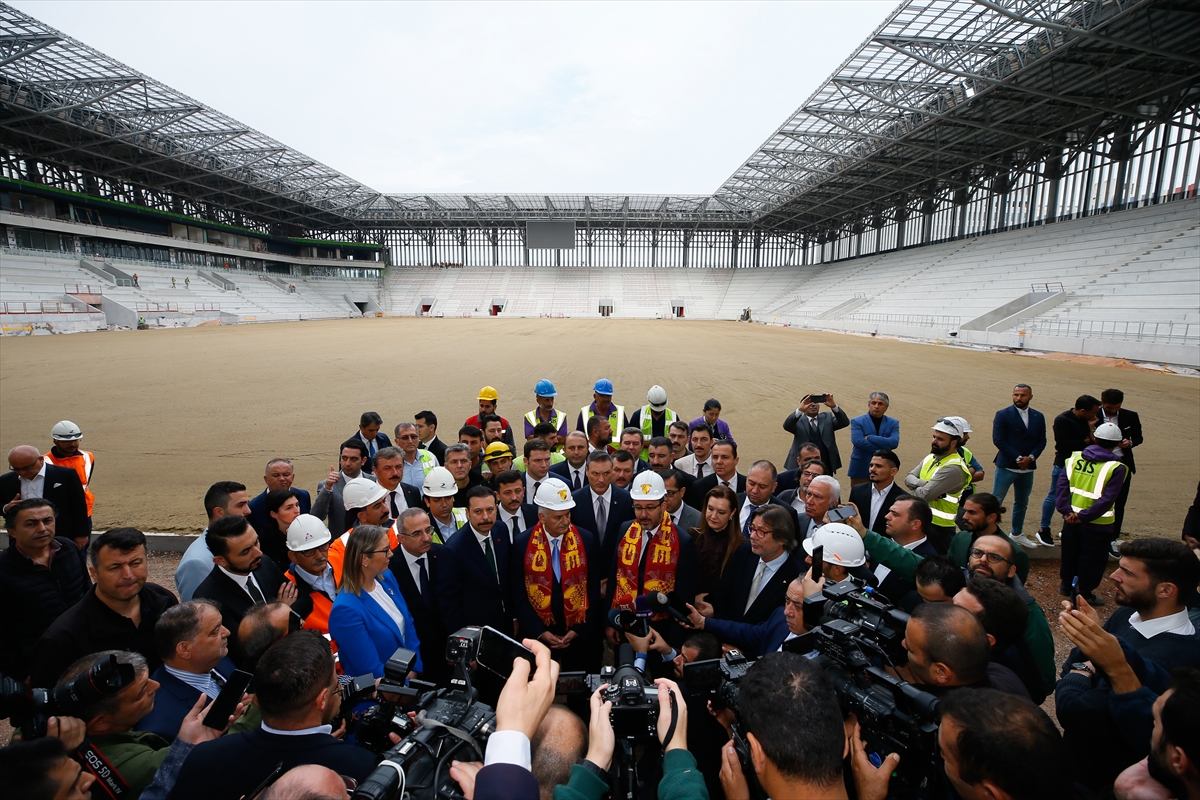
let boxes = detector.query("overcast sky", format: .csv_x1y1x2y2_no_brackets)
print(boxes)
13,1,895,196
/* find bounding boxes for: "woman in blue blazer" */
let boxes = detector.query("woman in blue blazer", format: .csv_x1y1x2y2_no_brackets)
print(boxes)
329,525,423,679
847,392,901,483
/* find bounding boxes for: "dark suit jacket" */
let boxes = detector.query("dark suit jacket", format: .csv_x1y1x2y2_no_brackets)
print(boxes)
436,523,513,634
782,407,851,472
0,465,89,541
384,482,426,517
247,488,311,542
686,472,746,510
606,519,697,646
849,482,910,535
496,504,540,542
352,431,393,474
191,559,286,664
775,468,799,495
991,405,1047,470
509,526,602,639
550,460,589,491
136,657,238,741
389,543,447,681
570,485,635,569
710,543,801,626
311,472,376,539
170,726,379,800
704,607,791,658
736,492,801,540
421,436,448,466
1107,408,1143,473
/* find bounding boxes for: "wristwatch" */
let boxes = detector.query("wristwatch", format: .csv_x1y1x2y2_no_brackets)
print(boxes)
1070,662,1095,676
577,758,610,780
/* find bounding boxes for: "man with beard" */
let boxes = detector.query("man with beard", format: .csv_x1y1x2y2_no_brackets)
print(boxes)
904,418,972,553
1114,669,1200,800
848,450,908,536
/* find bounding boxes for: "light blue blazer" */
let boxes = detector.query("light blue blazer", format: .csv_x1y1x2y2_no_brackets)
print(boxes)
848,414,901,479
328,570,423,678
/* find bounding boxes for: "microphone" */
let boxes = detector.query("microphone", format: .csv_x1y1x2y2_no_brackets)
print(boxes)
646,591,694,627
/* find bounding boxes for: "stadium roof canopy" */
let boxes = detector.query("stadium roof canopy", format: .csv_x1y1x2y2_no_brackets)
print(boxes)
0,0,1196,235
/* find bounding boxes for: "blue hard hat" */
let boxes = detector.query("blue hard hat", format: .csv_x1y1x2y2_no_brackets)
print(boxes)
535,379,557,397
593,378,614,395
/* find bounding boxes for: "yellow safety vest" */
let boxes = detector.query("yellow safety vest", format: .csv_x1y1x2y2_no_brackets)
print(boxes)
526,409,566,436
1066,451,1124,525
581,404,625,446
412,448,439,475
918,452,971,527
959,445,976,491
637,406,677,459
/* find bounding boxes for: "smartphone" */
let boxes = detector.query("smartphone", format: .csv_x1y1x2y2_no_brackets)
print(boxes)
476,626,536,680
202,669,254,729
827,505,858,522
1070,576,1080,610
808,394,827,404
811,545,824,581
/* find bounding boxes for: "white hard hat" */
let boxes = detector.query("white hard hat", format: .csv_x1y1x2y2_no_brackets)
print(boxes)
343,477,387,511
422,466,458,498
932,417,963,438
628,471,667,501
534,477,576,510
647,385,668,412
945,416,972,434
286,514,332,551
1094,422,1123,442
802,523,867,568
51,420,83,441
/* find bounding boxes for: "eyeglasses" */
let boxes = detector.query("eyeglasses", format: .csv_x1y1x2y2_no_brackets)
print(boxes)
664,487,685,496
801,470,823,478
364,547,392,557
296,543,330,557
968,547,1012,566
399,526,435,539
748,525,773,538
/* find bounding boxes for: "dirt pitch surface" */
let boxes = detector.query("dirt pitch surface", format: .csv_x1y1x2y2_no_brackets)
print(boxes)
2,317,1196,535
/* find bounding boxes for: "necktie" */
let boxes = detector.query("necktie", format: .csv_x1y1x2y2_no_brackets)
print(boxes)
417,557,430,599
697,462,706,479
389,491,400,519
510,513,522,536
533,481,541,502
245,577,265,605
369,438,377,457
745,561,767,613
483,537,498,581
596,497,607,541
551,538,562,582
742,506,757,538
810,416,819,435
572,470,582,491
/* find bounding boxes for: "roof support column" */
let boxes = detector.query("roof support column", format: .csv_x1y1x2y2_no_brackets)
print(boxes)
1043,153,1063,224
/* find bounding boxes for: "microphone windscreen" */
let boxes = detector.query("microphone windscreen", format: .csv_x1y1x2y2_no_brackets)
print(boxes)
634,594,651,615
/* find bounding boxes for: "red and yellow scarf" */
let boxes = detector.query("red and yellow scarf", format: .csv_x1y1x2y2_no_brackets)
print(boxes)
523,522,589,628
610,512,679,619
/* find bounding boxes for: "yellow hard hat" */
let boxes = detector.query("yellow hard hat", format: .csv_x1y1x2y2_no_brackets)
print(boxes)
478,386,499,402
484,442,514,462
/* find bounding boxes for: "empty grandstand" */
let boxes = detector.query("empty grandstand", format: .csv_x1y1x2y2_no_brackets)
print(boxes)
1,1,1197,365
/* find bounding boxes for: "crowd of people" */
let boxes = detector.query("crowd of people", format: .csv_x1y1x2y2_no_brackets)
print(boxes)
2,377,1198,800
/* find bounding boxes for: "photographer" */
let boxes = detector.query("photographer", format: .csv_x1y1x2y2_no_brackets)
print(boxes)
0,736,95,800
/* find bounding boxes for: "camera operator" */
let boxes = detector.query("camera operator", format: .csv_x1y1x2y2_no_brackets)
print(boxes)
168,631,376,800
0,736,95,800
901,603,1029,699
719,652,849,800
953,578,1048,703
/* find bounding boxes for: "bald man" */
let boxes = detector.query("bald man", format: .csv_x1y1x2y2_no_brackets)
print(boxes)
261,764,349,800
2,445,90,549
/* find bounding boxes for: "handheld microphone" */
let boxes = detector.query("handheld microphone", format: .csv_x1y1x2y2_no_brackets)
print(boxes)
646,591,694,627
630,595,652,637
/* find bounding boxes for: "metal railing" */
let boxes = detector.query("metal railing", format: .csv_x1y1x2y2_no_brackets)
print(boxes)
1,300,93,314
64,283,103,295
839,312,963,328
1031,282,1065,293
136,302,179,312
194,303,221,312
1023,318,1199,345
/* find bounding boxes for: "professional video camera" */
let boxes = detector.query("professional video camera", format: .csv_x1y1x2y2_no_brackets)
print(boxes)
351,629,497,800
0,655,136,739
787,578,942,795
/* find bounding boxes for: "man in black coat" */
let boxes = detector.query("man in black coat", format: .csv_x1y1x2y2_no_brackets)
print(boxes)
169,631,377,800
389,508,448,683
686,440,746,509
782,393,851,472
246,458,312,540
1099,388,1143,553
570,452,635,576
707,505,800,626
0,498,89,681
192,515,294,665
2,445,89,548
736,460,800,538
436,486,513,634
848,450,910,536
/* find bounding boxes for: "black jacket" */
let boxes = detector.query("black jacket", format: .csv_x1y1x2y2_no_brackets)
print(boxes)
709,543,801,626
0,465,89,541
1104,407,1143,473
849,482,910,535
0,537,90,680
436,524,513,634
686,472,746,510
192,559,287,664
389,544,447,682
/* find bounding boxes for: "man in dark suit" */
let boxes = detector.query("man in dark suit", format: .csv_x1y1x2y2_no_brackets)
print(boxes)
416,409,448,466
549,431,590,492
389,507,448,683
310,439,374,539
706,506,800,626
1098,388,1143,555
510,478,601,671
169,631,378,800
2,445,89,547
782,393,851,472
437,486,513,635
571,451,635,574
865,496,939,607
662,468,701,532
686,440,746,509
736,460,800,539
352,411,392,475
689,577,807,657
372,447,426,518
991,384,1047,547
247,458,312,538
848,450,909,536
495,469,539,541
192,514,294,665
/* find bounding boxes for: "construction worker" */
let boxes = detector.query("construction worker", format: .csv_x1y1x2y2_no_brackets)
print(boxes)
627,385,678,460
524,379,568,441
482,442,515,484
465,386,515,449
423,466,467,542
43,420,95,537
903,418,972,554
944,415,986,529
283,514,337,636
576,379,626,447
328,476,392,581
1055,421,1129,605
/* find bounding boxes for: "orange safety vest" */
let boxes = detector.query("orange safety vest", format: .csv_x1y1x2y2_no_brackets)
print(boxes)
44,449,95,516
285,570,340,671
327,521,399,584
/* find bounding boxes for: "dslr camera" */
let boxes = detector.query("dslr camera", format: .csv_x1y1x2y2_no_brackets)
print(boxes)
0,654,136,739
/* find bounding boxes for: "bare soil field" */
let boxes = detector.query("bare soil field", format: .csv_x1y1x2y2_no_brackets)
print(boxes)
1,317,1196,536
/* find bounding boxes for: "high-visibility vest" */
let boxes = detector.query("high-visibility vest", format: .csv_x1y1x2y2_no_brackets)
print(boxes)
526,409,567,436
960,446,976,491
581,404,625,445
918,452,971,527
410,449,439,476
637,406,677,460
44,449,95,516
286,571,335,635
1066,451,1124,525
328,521,400,584
452,507,468,528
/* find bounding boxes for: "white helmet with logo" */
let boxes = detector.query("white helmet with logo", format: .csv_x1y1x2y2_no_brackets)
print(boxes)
51,420,83,441
534,477,576,510
343,477,387,511
286,514,332,551
646,385,669,412
628,471,667,501
1093,422,1123,442
802,523,867,568
422,466,458,498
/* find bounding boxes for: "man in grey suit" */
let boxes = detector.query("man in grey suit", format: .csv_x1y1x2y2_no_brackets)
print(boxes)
661,468,701,531
310,439,375,539
783,393,850,472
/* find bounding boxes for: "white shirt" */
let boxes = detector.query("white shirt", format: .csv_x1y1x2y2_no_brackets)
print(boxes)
387,488,410,516
472,526,496,562
525,475,548,506
1128,609,1196,638
589,486,612,508
690,454,712,478
638,524,661,565
502,507,526,537
1101,410,1125,458
747,551,790,606
778,631,800,651
218,565,266,602
366,581,407,635
262,721,333,736
566,464,586,490
400,546,429,592
717,474,738,491
484,730,531,770
869,482,894,530
873,536,927,584
739,496,772,525
19,461,47,499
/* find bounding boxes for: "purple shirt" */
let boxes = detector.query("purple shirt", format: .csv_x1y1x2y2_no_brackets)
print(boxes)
690,416,734,443
1055,445,1128,529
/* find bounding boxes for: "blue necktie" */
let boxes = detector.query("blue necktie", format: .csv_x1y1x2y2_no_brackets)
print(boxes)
551,538,562,582
743,506,757,538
